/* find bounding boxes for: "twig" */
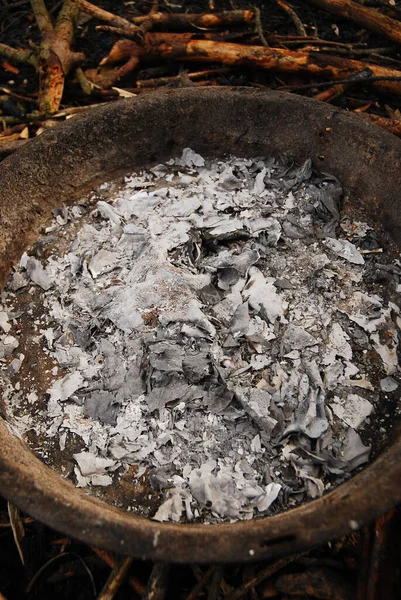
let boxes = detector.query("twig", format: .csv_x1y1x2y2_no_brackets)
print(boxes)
97,557,133,600
207,565,224,600
142,563,171,600
90,547,146,596
7,503,25,566
185,567,216,600
26,552,97,596
279,74,401,91
0,43,35,66
136,67,231,87
313,67,373,101
75,67,98,94
76,0,144,40
224,554,304,600
253,7,269,46
275,0,307,36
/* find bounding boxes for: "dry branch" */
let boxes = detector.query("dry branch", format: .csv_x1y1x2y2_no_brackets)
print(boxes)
100,34,401,95
97,557,133,600
303,0,401,46
0,0,83,114
275,0,307,36
76,0,144,40
131,10,256,30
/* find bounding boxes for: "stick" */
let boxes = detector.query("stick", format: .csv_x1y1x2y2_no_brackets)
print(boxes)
97,557,133,600
136,67,231,87
0,43,35,67
313,67,373,100
207,565,224,600
76,0,144,40
90,547,146,596
142,563,170,600
275,0,307,36
224,554,304,600
303,0,401,46
131,10,256,30
31,0,54,35
185,567,216,600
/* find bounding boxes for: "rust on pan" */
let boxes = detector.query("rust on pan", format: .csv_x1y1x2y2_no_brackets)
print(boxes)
0,88,401,562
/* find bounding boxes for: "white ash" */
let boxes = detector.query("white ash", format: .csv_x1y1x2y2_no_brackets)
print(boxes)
1,150,400,523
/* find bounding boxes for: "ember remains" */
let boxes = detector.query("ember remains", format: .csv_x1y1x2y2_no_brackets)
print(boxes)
1,150,400,523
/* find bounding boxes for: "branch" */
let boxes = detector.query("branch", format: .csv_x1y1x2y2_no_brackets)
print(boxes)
131,9,256,30
76,0,144,40
0,43,36,67
275,0,307,36
101,34,401,96
30,0,54,35
303,0,401,46
56,0,80,45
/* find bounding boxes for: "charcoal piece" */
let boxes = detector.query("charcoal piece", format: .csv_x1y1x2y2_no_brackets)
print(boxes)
198,284,223,306
84,390,120,425
274,278,293,290
67,322,91,349
217,267,241,290
283,159,313,189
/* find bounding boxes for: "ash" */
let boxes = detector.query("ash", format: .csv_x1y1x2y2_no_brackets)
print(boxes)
1,150,400,523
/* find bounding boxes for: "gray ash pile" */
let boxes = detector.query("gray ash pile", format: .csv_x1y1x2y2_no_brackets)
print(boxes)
1,149,400,523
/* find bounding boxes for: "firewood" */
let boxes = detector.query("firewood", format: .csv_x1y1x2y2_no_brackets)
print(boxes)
100,34,401,95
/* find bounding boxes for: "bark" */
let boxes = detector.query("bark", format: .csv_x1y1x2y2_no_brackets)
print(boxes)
303,0,401,46
101,34,401,95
